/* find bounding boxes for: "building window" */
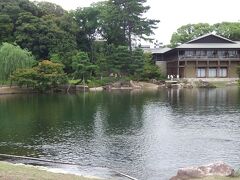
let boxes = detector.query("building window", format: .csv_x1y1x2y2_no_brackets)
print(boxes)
219,68,227,77
228,50,237,58
197,68,206,77
208,68,217,78
207,50,214,58
185,50,195,57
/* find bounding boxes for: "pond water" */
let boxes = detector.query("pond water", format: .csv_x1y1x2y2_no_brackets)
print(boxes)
0,87,240,179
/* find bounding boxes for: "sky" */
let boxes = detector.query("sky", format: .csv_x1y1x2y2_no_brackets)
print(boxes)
32,0,240,45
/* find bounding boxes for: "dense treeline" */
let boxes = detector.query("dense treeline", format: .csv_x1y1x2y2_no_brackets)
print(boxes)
0,0,161,88
170,22,240,47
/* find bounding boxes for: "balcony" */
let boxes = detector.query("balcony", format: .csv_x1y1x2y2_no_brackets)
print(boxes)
179,54,240,60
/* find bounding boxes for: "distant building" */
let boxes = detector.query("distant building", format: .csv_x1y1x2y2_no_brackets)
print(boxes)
152,34,240,79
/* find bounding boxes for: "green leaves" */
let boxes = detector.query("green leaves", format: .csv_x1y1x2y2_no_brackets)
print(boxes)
71,51,98,80
170,22,240,47
170,23,213,47
11,60,67,92
0,43,35,83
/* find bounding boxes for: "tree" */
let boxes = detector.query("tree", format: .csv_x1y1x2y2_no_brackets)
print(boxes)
170,23,213,47
97,0,159,51
11,60,68,92
0,43,35,83
141,53,162,80
72,6,100,59
170,22,240,47
15,12,77,60
35,1,66,17
214,22,240,41
130,48,145,76
0,14,14,43
107,45,132,75
71,51,99,81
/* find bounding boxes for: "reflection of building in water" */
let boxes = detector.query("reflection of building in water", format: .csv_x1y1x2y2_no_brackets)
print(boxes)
167,87,240,112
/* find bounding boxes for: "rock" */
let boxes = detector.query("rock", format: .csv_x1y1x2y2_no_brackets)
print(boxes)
226,81,238,86
89,87,103,91
171,84,182,89
196,80,216,88
183,83,193,88
112,82,122,88
170,162,235,180
76,85,89,92
130,80,141,89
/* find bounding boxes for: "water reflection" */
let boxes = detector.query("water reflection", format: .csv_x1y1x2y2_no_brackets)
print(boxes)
0,88,240,179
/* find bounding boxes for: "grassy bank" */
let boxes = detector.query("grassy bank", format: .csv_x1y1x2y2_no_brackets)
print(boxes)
0,161,99,180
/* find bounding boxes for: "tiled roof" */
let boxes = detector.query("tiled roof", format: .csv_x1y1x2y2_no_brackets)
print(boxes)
177,43,240,49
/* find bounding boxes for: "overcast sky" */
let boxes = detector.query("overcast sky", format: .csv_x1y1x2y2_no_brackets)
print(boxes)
32,0,240,45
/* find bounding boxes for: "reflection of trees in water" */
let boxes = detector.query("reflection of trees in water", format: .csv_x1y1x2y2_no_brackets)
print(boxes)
0,91,165,158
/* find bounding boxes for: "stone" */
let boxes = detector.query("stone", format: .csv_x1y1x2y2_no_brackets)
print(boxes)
76,85,89,92
89,87,103,91
170,162,235,180
171,84,181,89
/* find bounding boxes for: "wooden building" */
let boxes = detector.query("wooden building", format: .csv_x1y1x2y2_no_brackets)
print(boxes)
153,34,240,78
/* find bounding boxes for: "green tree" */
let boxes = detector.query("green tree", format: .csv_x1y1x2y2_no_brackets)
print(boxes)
0,14,14,43
97,0,159,51
35,1,66,16
170,23,213,47
214,22,240,41
141,53,162,80
71,51,99,81
0,43,35,83
15,12,77,60
11,60,67,92
130,48,145,76
72,6,100,60
107,45,132,75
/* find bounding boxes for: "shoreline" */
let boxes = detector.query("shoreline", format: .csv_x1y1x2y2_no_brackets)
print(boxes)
0,79,238,95
0,161,100,180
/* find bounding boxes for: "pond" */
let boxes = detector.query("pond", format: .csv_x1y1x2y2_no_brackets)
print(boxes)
0,87,240,179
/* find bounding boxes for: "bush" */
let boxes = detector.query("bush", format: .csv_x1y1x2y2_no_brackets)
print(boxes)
11,60,67,92
140,53,163,80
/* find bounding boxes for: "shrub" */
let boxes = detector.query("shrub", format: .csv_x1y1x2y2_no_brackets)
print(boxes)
11,60,67,92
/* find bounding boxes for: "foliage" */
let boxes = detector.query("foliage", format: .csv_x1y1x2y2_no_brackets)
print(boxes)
130,48,145,77
0,43,35,83
10,68,38,88
35,1,66,16
0,14,14,43
170,22,240,47
71,51,99,80
71,6,100,57
214,22,240,41
170,23,213,47
11,60,67,92
96,0,159,50
14,12,77,60
107,45,132,75
141,53,162,80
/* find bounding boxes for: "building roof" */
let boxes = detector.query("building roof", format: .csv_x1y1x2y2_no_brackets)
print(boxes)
186,33,236,44
143,47,172,54
175,33,240,49
177,43,240,49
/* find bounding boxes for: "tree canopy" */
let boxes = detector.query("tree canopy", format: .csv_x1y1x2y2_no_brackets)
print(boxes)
0,43,35,82
170,22,240,47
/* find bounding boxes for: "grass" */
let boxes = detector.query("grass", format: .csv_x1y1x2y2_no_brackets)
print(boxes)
0,161,99,180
